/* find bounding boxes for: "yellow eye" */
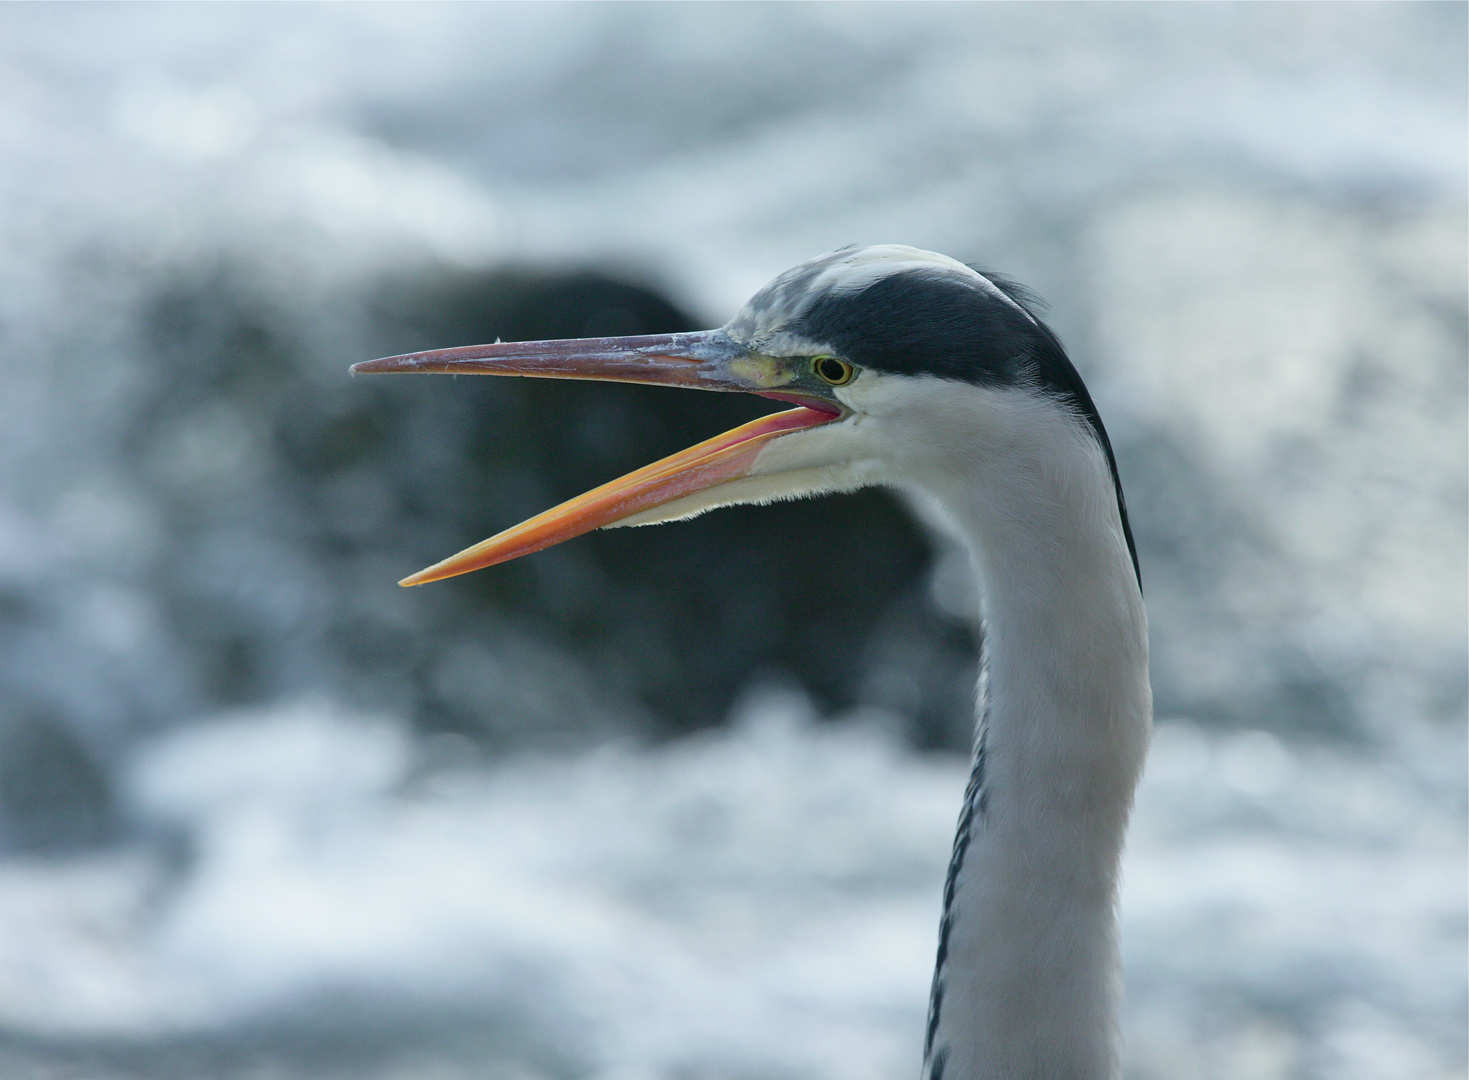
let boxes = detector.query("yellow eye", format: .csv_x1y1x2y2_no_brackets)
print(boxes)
812,355,856,386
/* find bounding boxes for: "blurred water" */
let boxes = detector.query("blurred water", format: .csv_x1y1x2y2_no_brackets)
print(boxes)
0,698,1461,1079
0,4,1463,1078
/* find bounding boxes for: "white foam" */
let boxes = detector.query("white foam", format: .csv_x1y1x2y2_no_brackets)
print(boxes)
0,700,1461,1078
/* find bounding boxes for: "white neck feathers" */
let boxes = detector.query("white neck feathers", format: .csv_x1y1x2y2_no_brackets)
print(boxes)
892,380,1151,1080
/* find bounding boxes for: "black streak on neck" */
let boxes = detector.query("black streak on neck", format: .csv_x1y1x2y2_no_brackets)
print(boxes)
924,729,987,1073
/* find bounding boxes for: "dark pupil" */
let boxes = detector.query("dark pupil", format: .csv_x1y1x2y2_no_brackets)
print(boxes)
818,357,845,382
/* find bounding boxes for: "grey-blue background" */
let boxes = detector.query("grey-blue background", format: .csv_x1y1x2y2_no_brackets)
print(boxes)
0,4,1462,1079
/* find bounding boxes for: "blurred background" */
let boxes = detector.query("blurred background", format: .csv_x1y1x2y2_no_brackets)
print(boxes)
0,4,1463,1079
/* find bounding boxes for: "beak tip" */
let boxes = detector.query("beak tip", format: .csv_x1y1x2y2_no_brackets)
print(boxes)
354,356,419,375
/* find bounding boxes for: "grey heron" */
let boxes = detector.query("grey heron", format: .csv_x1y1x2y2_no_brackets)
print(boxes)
353,245,1151,1080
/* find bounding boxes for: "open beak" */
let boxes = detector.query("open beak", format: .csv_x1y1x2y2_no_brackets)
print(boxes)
351,330,841,585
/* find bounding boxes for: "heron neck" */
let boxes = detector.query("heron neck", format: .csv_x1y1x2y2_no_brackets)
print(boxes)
920,421,1151,1080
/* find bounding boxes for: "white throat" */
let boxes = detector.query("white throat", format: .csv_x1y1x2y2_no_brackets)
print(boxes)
892,380,1152,1080
610,371,1152,1077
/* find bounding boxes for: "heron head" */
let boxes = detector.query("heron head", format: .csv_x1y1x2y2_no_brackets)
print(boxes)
352,245,1116,585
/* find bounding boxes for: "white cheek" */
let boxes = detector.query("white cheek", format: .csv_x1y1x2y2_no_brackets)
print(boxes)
832,375,872,414
833,369,921,417
832,372,969,462
830,373,1086,485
